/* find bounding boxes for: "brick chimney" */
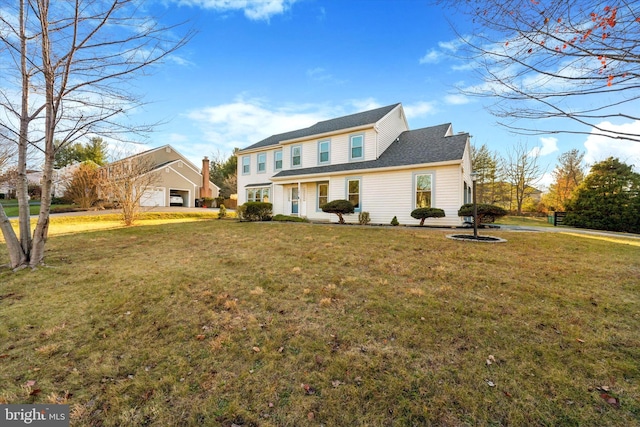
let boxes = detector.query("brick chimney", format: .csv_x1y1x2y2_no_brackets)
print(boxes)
200,156,211,198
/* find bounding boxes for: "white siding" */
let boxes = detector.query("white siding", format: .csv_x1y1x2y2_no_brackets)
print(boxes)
376,105,409,157
296,165,465,226
237,149,281,205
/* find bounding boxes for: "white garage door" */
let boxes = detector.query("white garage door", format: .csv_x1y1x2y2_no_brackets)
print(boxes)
140,187,166,207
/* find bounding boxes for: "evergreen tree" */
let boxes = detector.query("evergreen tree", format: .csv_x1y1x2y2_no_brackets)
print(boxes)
471,143,501,204
564,157,640,233
54,137,108,168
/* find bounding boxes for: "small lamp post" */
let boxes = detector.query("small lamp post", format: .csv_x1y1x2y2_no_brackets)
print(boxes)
470,172,479,239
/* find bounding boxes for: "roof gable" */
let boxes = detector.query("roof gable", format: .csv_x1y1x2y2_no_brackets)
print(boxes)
240,103,401,152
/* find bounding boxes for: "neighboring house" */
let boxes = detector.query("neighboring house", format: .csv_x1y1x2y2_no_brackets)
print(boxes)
237,103,473,226
52,162,85,198
0,169,43,199
101,145,219,207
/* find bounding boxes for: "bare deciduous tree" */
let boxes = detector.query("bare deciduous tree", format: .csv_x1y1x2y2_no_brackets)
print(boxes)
0,0,192,269
502,141,543,215
63,161,102,209
442,0,640,142
100,154,160,226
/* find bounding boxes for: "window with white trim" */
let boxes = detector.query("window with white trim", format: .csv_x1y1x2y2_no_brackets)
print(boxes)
318,140,330,164
291,145,302,167
347,178,360,211
415,174,432,208
317,182,328,210
350,135,364,160
242,156,250,174
274,150,283,171
257,153,266,173
247,187,270,203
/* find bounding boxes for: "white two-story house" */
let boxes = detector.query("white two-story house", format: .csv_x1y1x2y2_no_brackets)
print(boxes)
236,103,473,226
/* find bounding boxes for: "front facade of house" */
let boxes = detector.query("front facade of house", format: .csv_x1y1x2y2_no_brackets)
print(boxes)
102,145,219,208
237,103,473,226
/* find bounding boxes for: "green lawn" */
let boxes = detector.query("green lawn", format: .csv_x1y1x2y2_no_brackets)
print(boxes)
0,200,41,217
0,219,638,426
495,215,555,228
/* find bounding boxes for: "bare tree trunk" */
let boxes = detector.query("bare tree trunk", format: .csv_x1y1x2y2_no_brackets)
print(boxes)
0,205,27,268
16,0,31,261
30,0,55,267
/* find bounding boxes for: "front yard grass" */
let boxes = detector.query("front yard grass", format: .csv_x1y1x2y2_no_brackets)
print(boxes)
0,221,638,426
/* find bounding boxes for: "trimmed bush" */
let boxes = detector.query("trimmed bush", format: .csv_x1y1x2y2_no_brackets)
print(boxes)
458,203,507,224
218,204,227,219
358,211,371,225
321,199,354,224
390,216,399,226
410,207,445,226
273,214,308,223
238,202,272,221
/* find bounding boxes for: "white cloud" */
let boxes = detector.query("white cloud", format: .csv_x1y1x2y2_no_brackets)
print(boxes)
176,0,297,21
438,39,464,52
403,101,436,119
444,94,470,105
583,121,640,169
184,97,390,154
538,171,554,191
419,49,441,64
529,136,559,157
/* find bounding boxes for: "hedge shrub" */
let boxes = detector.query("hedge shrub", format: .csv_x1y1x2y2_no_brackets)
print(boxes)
238,202,273,221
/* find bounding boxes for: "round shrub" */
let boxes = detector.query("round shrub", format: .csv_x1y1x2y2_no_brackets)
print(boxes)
321,199,354,224
457,203,507,224
410,207,445,226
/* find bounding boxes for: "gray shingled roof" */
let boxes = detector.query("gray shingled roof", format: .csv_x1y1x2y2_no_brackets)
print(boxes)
240,103,401,152
272,123,468,179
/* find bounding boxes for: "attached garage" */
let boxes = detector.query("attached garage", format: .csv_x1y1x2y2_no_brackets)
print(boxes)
140,187,166,207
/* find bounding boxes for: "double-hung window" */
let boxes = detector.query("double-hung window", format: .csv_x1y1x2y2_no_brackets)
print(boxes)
347,178,361,211
415,173,433,208
350,135,364,161
257,153,266,173
291,145,302,167
318,140,330,165
274,150,283,171
317,182,328,210
242,156,250,174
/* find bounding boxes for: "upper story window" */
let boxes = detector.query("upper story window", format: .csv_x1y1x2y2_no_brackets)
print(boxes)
242,155,250,175
257,153,266,173
415,173,433,208
318,140,330,165
274,150,283,171
350,134,364,161
291,145,302,168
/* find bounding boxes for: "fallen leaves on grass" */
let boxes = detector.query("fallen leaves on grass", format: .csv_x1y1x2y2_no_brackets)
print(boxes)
301,383,316,395
600,393,620,409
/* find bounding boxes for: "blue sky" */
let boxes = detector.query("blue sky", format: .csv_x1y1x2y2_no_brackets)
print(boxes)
134,0,640,187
